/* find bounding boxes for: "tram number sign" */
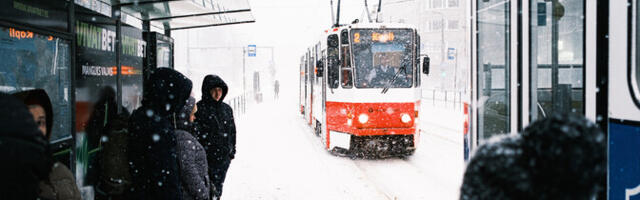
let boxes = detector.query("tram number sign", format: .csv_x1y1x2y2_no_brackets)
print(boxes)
248,45,256,57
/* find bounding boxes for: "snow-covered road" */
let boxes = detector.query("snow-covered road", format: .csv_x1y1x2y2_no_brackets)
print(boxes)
222,96,465,200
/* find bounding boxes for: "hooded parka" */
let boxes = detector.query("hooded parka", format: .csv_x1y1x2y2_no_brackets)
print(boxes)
13,89,81,200
175,97,211,200
0,92,53,200
127,68,192,200
193,74,236,198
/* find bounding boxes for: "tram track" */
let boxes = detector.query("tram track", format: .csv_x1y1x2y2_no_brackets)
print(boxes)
296,114,461,199
297,117,394,200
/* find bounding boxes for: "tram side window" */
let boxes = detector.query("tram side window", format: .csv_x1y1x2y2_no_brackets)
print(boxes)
341,30,353,88
341,46,353,88
529,0,584,120
0,26,72,142
477,0,511,140
309,56,316,84
416,33,421,87
328,34,340,88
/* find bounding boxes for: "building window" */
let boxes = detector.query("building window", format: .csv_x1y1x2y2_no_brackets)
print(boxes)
448,20,459,30
431,20,444,31
432,0,443,8
448,0,459,8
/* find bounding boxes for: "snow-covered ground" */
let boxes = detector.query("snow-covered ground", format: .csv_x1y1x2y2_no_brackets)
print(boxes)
222,93,465,200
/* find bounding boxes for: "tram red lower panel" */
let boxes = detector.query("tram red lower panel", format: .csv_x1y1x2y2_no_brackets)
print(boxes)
325,101,418,136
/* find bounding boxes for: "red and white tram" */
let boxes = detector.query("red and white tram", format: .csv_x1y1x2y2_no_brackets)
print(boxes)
299,22,428,157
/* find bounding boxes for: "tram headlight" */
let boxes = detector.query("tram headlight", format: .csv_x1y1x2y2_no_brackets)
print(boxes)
358,114,369,124
401,113,412,123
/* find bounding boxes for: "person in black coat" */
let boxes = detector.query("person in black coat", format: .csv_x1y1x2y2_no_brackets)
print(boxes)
127,68,192,200
193,74,237,199
0,92,52,199
460,114,606,200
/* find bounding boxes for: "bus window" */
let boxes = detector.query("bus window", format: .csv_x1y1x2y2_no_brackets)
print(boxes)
529,0,584,120
477,0,511,140
0,26,72,142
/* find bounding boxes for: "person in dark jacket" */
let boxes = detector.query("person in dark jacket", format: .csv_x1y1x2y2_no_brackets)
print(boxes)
176,96,211,200
84,86,132,199
0,92,52,200
460,114,606,200
127,68,192,200
13,89,82,200
274,80,279,100
193,74,237,199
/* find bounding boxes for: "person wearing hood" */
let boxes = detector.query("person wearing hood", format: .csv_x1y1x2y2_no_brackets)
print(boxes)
175,96,211,200
0,92,53,199
127,68,192,200
13,89,81,200
460,114,606,200
193,74,237,199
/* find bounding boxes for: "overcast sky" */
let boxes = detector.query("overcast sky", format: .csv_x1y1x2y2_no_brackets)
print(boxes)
174,0,372,98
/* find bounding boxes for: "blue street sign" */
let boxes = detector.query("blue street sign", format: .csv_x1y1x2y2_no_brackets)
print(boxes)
248,45,256,57
447,48,456,60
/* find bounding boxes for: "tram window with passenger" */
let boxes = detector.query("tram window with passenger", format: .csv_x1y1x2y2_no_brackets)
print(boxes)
351,29,414,88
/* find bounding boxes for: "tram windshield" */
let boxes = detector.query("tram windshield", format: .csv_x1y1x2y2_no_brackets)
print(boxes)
351,29,414,88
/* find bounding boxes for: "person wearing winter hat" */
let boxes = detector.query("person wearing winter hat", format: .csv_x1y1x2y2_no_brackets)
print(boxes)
175,96,211,200
193,74,237,199
127,68,192,200
13,89,81,200
0,92,52,199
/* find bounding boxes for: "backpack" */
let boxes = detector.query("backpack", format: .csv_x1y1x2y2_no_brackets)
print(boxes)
96,112,131,196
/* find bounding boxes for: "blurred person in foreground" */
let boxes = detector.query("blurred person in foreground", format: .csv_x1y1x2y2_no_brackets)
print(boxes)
127,68,192,200
194,74,237,199
0,92,52,199
460,114,606,200
175,96,210,200
13,89,81,200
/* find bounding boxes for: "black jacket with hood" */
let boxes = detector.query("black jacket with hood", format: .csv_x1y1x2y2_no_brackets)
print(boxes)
194,75,237,164
0,92,53,199
127,68,192,200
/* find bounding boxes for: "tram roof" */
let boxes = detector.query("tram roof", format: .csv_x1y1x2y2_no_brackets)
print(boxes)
110,0,255,31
